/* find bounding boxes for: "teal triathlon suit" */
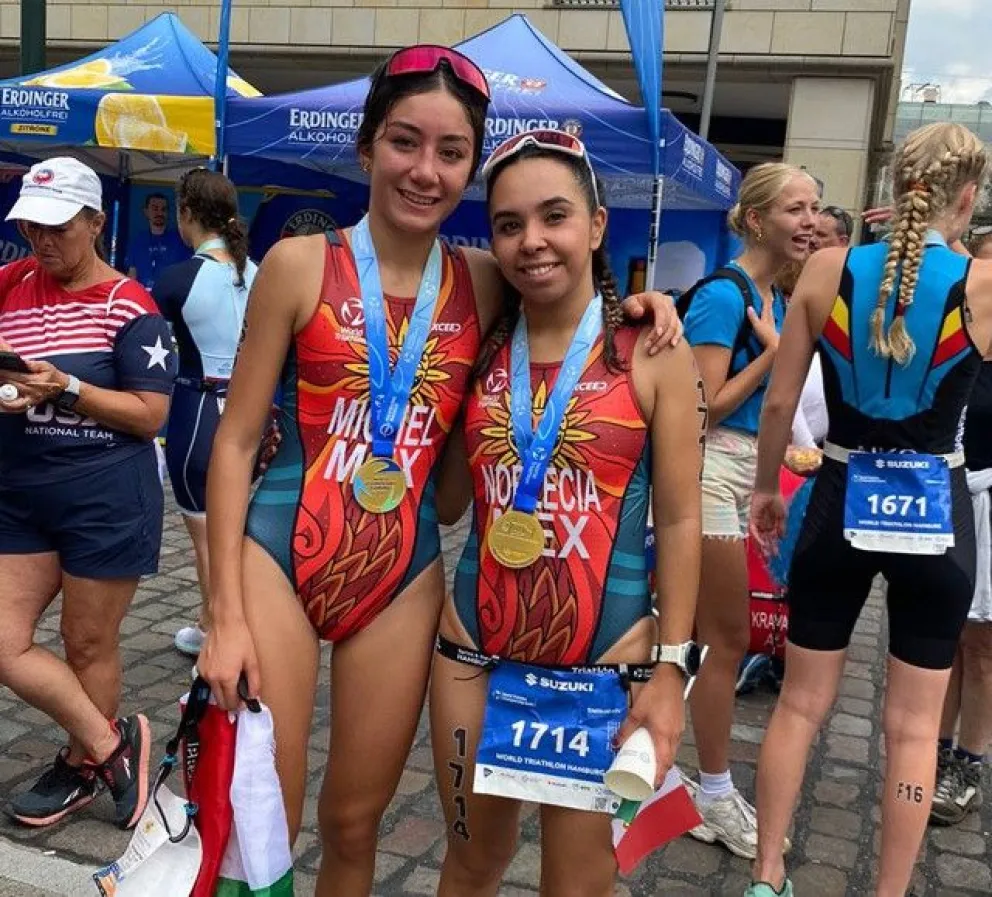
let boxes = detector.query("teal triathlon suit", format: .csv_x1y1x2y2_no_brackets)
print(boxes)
788,236,981,669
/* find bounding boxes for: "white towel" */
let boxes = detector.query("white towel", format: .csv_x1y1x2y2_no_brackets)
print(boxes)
966,468,992,622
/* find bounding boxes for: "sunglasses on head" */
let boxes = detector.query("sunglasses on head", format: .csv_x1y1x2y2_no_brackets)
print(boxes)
821,204,852,236
481,129,601,208
971,224,992,237
381,45,490,102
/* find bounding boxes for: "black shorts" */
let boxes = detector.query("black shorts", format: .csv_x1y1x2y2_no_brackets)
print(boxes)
165,381,226,515
787,460,975,670
0,448,163,579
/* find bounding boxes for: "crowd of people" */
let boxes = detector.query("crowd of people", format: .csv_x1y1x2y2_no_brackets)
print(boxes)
0,39,990,897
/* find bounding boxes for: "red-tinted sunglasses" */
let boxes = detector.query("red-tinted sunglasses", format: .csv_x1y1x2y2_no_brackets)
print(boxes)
482,129,600,207
383,45,490,102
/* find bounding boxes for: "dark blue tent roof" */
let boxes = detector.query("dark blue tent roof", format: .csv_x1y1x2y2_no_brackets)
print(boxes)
226,14,739,210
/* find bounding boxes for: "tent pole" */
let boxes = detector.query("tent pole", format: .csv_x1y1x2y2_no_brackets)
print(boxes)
212,0,234,171
699,0,726,142
109,153,131,269
645,175,664,290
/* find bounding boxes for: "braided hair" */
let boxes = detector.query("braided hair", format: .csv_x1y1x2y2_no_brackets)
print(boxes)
177,169,250,286
872,123,989,365
479,144,627,375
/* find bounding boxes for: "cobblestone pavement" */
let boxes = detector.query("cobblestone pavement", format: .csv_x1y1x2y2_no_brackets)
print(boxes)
0,499,990,896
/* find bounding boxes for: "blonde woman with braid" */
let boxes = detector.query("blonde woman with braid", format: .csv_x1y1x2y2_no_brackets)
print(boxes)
747,122,992,897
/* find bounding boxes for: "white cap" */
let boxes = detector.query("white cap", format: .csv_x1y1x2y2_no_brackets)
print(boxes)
6,157,103,226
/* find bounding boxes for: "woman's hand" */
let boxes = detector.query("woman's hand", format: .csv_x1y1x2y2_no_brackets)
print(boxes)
253,408,283,478
615,665,685,787
197,614,261,711
749,488,786,556
862,206,894,227
1,359,68,407
746,298,780,353
622,291,683,354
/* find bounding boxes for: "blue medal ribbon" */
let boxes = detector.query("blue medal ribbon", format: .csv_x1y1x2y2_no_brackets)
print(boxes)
509,293,603,513
351,215,443,459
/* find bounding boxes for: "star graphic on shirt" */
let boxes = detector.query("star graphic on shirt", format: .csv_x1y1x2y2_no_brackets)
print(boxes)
142,336,170,371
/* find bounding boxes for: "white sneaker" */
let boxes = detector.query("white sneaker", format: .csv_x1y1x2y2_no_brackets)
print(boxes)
683,776,790,859
174,625,206,657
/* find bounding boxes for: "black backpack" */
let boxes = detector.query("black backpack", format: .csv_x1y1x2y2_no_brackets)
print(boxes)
675,266,758,367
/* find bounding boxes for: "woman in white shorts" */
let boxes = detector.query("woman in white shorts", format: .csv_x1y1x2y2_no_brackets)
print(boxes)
681,163,819,857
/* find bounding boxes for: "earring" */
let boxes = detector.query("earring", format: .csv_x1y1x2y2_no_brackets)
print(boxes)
756,229,764,243
360,159,371,174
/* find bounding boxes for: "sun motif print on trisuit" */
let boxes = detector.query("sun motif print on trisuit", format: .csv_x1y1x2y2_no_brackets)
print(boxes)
454,326,651,666
245,229,480,641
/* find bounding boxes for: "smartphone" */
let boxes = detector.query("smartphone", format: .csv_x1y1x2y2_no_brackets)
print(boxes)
0,351,30,373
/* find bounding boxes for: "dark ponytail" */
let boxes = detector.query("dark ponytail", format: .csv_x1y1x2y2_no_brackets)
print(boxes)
483,144,629,374
177,169,250,286
592,244,627,373
219,215,250,286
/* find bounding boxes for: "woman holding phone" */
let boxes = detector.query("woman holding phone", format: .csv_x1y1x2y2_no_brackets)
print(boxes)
0,157,176,831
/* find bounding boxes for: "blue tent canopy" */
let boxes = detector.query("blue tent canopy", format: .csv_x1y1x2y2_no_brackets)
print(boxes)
0,13,259,174
226,14,738,210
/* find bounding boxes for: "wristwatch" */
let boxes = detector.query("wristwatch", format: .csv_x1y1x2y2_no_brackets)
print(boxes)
654,641,704,678
55,374,81,411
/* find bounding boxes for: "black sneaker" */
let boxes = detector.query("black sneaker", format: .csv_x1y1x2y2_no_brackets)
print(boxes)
931,755,984,825
87,714,151,830
7,748,98,827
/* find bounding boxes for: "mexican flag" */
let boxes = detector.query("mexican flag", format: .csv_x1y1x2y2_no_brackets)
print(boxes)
612,767,702,875
213,708,294,896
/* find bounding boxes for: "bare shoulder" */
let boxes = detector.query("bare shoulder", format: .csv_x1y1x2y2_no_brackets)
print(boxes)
633,327,696,378
250,233,326,328
800,246,847,292
258,232,325,274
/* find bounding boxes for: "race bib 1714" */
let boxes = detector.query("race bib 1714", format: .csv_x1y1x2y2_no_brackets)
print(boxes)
473,661,627,814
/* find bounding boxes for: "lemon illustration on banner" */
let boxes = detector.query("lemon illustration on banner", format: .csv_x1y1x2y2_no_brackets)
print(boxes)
96,94,191,153
26,59,130,91
227,75,262,98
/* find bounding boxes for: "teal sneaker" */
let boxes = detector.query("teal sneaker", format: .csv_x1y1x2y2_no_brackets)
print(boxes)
744,881,793,897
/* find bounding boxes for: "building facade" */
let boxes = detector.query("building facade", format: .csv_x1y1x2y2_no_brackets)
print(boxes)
0,0,912,215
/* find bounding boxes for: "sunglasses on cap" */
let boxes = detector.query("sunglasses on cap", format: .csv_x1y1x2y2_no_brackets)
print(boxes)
481,129,601,209
380,45,490,102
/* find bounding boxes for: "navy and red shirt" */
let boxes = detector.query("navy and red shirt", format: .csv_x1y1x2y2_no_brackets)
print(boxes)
0,257,177,486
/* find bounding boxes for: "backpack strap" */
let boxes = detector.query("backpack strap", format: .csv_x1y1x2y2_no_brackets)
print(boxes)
677,266,759,368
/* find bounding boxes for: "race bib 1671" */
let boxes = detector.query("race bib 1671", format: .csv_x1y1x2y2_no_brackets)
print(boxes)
844,452,953,555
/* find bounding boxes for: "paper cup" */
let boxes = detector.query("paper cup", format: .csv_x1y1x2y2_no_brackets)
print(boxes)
604,727,656,802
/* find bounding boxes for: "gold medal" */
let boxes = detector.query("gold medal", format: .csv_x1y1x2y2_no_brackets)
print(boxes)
487,509,545,568
353,457,406,513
